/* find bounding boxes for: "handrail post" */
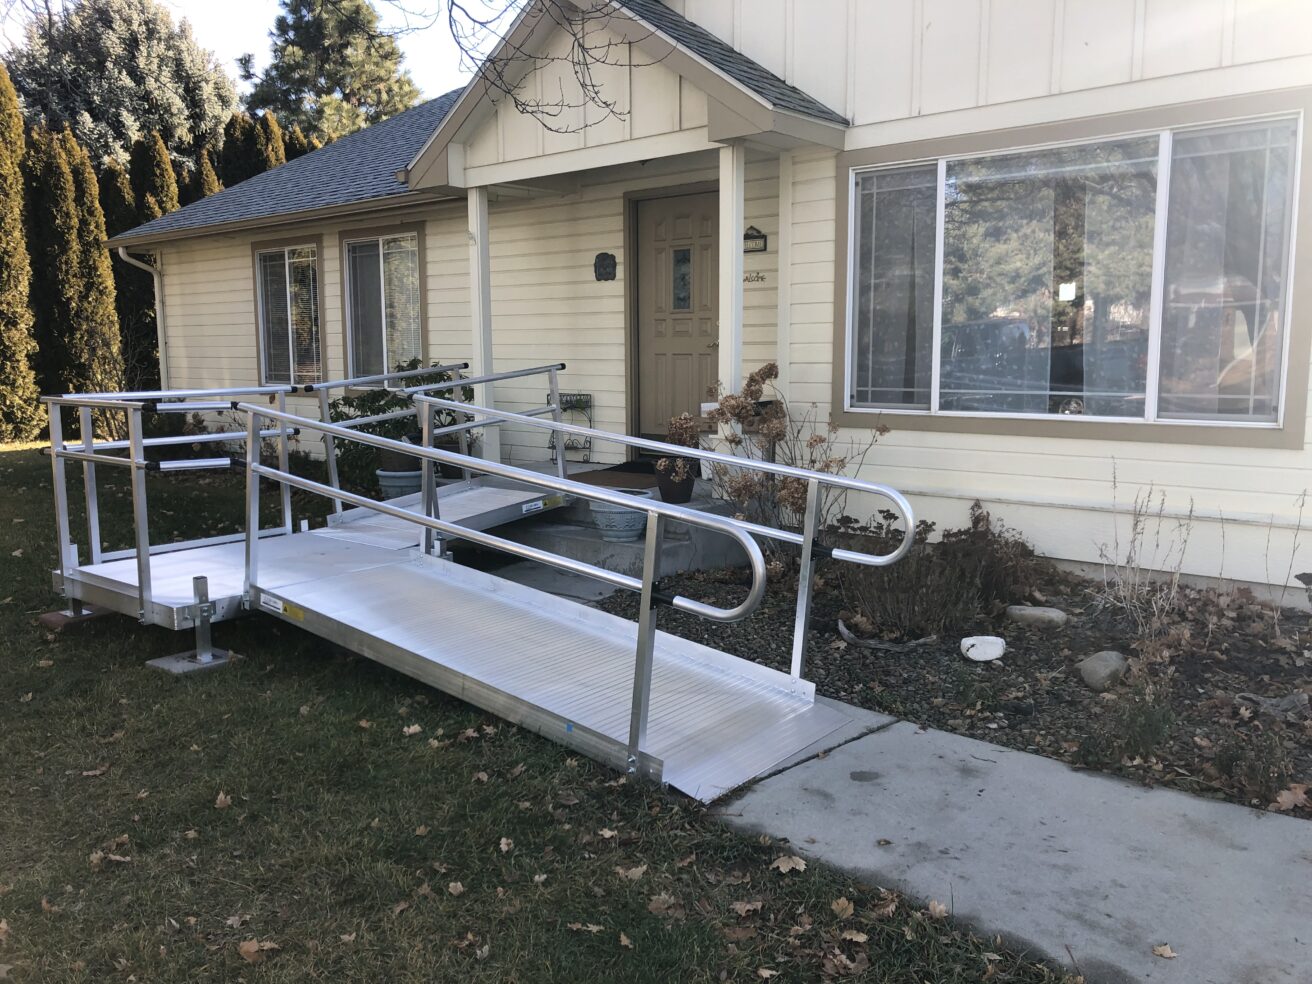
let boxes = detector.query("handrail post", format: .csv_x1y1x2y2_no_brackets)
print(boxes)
78,405,101,565
276,391,292,533
48,402,80,614
789,478,822,681
243,409,262,600
317,388,343,516
626,513,664,773
127,406,153,623
454,383,473,482
419,400,443,557
547,366,567,481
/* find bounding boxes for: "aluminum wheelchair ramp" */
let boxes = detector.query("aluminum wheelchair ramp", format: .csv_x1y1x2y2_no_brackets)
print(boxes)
250,552,850,802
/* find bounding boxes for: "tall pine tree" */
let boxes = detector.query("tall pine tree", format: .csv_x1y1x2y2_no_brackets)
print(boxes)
129,131,180,219
60,129,123,396
256,111,286,168
99,157,158,390
23,127,82,395
284,123,311,160
0,63,42,437
241,0,419,141
220,112,264,186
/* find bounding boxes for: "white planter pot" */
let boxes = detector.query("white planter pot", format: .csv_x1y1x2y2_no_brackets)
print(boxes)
377,468,422,499
589,488,656,542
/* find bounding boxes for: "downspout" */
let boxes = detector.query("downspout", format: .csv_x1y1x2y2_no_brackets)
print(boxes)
116,247,169,389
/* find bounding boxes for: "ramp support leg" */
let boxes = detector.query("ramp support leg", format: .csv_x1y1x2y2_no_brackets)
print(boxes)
626,514,664,773
789,478,821,683
147,576,232,675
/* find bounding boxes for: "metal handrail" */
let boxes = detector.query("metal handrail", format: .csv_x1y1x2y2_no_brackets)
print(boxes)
413,396,916,568
399,362,566,396
239,403,768,624
301,361,469,393
61,385,294,401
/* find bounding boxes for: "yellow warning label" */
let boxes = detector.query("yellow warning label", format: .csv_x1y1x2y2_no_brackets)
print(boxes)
283,602,305,622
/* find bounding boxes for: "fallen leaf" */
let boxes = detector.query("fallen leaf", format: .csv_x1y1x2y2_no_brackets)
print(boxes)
357,719,372,729
402,724,422,736
533,873,547,885
614,864,647,882
598,827,617,840
40,897,58,915
840,929,869,943
224,914,249,929
723,925,757,942
475,943,490,960
1271,783,1309,812
0,919,8,942
499,837,513,853
770,855,806,875
676,853,696,868
927,900,948,919
339,932,356,943
447,882,465,896
730,899,763,917
81,764,108,777
647,893,685,919
415,826,429,837
11,549,21,558
831,896,854,919
567,922,604,934
473,772,489,783
1152,943,1178,959
870,890,898,919
619,931,633,949
392,900,409,916
237,939,279,964
757,969,779,979
214,791,232,810
509,763,526,778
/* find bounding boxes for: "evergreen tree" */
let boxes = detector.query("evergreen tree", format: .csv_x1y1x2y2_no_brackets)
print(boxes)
9,0,237,166
195,149,223,198
128,131,180,219
99,157,158,390
241,0,419,141
256,111,286,169
0,64,42,437
60,129,123,396
283,123,310,160
23,127,82,395
174,157,197,206
220,111,265,186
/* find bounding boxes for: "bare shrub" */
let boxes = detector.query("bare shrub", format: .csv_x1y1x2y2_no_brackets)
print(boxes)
1214,730,1294,803
839,503,1050,642
1077,682,1175,765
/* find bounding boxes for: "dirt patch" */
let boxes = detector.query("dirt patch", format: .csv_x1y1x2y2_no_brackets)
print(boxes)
599,566,1312,818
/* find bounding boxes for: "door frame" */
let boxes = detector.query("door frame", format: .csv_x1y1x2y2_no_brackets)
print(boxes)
623,181,719,448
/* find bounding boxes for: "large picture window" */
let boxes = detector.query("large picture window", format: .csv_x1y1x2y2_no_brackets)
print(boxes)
345,232,422,380
256,244,321,385
847,116,1299,425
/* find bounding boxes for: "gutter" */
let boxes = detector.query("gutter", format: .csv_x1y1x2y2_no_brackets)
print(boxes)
116,247,169,389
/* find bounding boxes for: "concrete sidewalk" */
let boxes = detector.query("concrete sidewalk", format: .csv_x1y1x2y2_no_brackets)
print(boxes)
724,719,1312,984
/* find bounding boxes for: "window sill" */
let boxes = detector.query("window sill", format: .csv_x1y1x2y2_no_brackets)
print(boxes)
833,405,1302,449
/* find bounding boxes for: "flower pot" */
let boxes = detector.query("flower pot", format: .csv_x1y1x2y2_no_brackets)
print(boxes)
655,460,696,504
589,488,656,542
376,468,422,499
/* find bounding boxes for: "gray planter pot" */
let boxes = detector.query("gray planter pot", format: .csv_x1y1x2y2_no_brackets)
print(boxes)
377,468,422,499
589,488,656,542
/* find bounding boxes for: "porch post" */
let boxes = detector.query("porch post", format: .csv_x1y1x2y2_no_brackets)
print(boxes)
775,150,793,398
718,142,746,397
467,185,500,463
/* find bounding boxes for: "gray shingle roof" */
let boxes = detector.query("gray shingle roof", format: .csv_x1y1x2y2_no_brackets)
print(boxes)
109,89,464,247
613,0,848,126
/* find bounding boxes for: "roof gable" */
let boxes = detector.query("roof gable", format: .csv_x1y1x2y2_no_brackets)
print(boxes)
110,89,463,248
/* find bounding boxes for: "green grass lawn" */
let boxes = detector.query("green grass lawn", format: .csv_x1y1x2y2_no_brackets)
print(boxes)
0,444,1074,983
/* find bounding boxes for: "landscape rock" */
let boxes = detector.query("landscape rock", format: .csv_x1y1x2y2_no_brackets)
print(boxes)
1006,605,1069,630
1076,651,1129,692
961,636,1006,662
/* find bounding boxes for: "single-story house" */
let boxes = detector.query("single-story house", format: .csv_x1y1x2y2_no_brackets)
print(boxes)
108,0,1312,593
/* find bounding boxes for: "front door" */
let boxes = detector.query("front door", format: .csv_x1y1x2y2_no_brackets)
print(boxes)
636,193,718,438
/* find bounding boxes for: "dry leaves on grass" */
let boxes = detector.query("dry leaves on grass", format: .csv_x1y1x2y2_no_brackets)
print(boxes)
1270,784,1308,812
0,918,9,943
831,897,854,919
237,939,280,964
619,931,633,949
730,900,763,918
447,882,465,896
567,923,604,934
499,837,513,853
402,724,422,736
927,900,949,919
614,864,647,882
1152,943,1178,959
647,893,685,919
214,791,232,810
770,855,806,875
840,929,869,943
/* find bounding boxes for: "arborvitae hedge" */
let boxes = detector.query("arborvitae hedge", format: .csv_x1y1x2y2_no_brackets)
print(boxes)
0,63,41,437
284,123,310,160
256,111,286,169
129,131,180,219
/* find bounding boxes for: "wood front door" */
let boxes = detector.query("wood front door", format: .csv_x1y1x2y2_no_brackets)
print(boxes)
636,193,719,437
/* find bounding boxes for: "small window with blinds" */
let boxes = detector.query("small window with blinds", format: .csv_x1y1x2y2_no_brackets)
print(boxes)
345,232,422,382
256,244,321,385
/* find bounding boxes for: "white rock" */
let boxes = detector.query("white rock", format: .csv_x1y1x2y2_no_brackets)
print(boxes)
1006,605,1069,629
1076,651,1129,692
961,636,1006,662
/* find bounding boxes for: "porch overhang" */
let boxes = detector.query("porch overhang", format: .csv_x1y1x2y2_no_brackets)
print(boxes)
404,0,847,194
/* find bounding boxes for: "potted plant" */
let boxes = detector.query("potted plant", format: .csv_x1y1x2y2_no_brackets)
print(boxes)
329,360,471,497
655,412,702,504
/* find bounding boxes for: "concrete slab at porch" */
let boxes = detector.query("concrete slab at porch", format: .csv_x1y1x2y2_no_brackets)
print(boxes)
720,720,1312,984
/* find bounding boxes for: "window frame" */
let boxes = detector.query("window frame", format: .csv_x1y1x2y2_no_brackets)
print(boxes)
338,223,427,388
832,89,1310,449
252,235,324,387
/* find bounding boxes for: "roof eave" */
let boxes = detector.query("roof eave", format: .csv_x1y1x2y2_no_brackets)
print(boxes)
107,190,459,250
